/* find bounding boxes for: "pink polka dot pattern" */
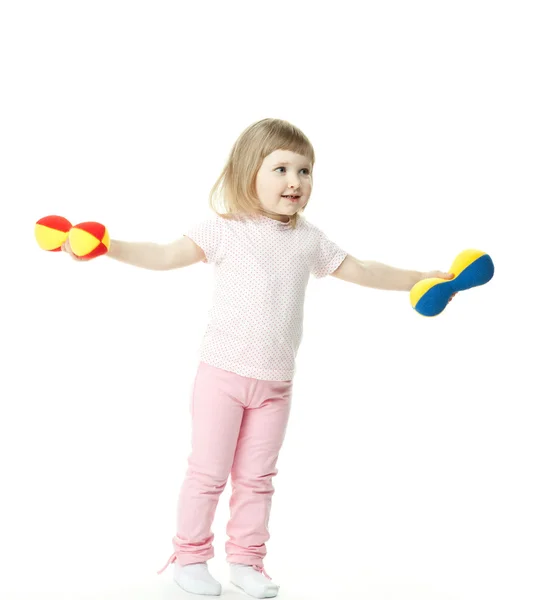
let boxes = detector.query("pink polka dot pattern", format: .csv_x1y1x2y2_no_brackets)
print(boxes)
184,213,347,381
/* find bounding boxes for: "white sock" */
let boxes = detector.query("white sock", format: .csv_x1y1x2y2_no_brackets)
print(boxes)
229,563,280,599
173,562,222,596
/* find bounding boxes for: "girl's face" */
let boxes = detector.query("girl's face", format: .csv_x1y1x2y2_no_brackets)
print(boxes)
255,149,312,221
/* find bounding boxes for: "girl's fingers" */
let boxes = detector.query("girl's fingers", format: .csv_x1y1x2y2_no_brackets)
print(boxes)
61,239,80,260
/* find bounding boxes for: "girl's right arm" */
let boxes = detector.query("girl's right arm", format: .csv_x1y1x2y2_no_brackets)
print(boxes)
62,235,206,270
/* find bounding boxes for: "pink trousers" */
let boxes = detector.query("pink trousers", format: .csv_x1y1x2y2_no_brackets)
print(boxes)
157,361,293,577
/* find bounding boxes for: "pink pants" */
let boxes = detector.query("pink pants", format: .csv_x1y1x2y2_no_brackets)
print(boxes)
157,361,293,577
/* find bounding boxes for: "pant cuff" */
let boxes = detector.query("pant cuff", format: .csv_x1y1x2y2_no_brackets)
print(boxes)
227,556,264,569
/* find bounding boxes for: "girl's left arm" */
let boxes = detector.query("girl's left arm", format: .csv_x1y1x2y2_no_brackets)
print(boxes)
331,254,453,291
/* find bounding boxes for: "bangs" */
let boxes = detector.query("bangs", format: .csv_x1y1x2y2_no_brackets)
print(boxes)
259,121,315,166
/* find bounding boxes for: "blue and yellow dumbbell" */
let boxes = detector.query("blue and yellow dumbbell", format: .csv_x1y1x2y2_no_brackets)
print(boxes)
410,249,494,317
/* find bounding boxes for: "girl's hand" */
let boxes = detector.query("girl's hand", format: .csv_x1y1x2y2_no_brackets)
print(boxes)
421,271,457,303
61,238,83,261
423,270,454,281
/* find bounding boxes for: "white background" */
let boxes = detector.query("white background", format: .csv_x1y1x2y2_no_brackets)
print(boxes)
1,1,531,599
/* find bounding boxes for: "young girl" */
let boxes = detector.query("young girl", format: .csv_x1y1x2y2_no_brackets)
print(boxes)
63,118,454,598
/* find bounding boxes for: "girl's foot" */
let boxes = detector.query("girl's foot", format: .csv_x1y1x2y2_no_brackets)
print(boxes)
229,563,279,598
173,562,222,596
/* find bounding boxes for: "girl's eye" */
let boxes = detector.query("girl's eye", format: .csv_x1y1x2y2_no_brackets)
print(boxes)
275,167,311,174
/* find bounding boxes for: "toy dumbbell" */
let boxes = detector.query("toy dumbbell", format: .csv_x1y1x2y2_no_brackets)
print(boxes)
35,215,110,260
410,249,494,317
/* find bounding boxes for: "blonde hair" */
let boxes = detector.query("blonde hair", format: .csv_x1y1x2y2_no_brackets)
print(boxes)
208,118,315,230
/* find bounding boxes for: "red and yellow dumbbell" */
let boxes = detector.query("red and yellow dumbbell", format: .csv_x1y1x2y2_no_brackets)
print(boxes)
34,215,110,260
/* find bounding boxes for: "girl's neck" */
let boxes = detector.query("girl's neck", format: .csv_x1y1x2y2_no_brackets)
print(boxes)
257,208,290,223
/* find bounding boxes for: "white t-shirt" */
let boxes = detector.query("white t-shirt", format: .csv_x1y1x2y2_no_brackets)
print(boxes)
184,213,348,381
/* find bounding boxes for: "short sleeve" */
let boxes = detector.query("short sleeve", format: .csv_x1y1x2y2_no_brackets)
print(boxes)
311,227,348,279
184,215,225,265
